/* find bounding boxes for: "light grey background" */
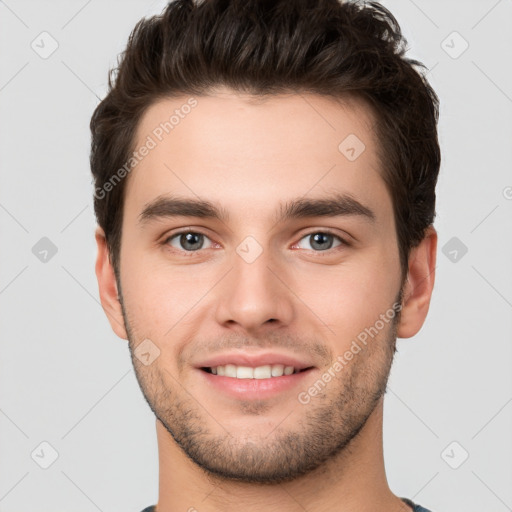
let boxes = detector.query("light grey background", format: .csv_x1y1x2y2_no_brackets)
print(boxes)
1,1,511,511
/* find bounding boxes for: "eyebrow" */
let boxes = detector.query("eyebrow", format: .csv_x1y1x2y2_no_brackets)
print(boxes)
138,192,376,226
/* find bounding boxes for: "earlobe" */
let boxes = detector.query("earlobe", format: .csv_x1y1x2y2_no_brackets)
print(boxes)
94,226,128,340
396,226,437,339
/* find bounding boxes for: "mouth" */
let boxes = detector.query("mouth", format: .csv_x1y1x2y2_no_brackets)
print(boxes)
197,364,317,400
193,351,318,399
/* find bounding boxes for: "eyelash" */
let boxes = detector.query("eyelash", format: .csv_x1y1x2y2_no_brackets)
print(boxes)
162,229,350,256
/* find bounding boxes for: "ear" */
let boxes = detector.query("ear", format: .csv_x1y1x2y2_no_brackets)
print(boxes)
397,225,437,339
94,226,128,340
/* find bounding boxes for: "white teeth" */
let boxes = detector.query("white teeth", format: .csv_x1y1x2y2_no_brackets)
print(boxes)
209,364,298,379
253,365,272,379
225,364,237,378
271,364,284,377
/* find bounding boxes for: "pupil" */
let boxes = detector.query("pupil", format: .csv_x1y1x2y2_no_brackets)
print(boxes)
311,233,332,251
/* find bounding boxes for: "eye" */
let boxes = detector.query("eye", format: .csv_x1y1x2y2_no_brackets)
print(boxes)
295,231,346,252
165,231,214,252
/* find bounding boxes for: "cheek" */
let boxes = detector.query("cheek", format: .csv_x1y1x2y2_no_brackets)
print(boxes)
118,252,171,336
119,254,210,338
291,253,399,346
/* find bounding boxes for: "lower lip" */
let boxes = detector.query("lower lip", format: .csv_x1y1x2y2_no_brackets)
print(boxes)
197,368,315,400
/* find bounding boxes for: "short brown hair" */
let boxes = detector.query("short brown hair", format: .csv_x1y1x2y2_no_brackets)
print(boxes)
90,0,440,280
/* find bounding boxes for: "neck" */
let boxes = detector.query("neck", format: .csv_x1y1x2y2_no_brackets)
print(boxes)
153,398,409,512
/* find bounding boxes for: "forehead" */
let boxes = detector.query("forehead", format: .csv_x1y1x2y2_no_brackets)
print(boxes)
124,91,392,227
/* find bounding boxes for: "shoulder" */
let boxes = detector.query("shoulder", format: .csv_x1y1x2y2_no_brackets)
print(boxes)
401,497,434,512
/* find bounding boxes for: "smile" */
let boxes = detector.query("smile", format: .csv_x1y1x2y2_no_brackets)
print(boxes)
202,364,313,379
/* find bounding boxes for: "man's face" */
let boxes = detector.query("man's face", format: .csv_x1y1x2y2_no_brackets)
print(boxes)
116,90,404,483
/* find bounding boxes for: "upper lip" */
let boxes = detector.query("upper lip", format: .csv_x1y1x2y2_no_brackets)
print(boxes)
195,351,316,371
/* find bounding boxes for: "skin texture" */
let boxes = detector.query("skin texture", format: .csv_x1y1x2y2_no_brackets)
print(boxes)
95,88,437,512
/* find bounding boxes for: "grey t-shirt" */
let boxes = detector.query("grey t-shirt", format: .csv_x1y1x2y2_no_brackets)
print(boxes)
141,497,433,511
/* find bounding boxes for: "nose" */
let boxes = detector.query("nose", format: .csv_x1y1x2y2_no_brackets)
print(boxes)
213,243,295,334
